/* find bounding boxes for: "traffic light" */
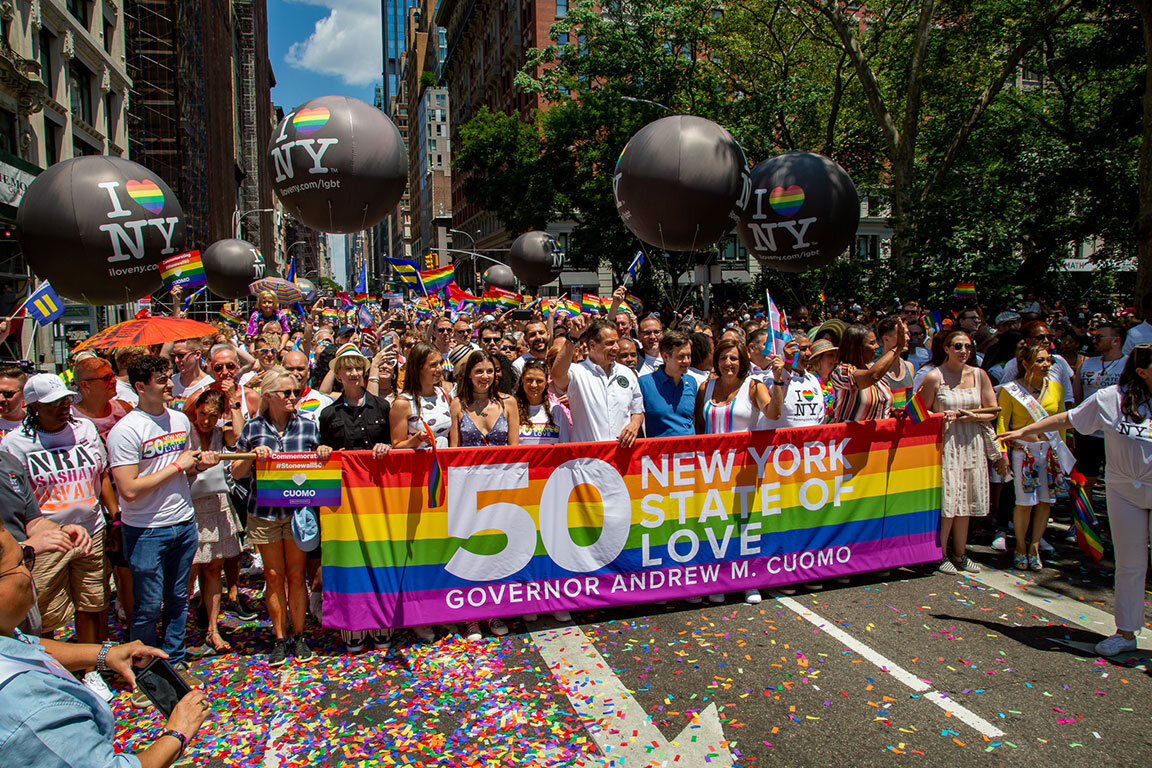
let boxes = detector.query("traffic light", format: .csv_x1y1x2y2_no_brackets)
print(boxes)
422,252,438,270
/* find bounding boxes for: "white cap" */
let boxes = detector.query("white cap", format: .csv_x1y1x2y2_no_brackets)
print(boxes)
24,373,80,405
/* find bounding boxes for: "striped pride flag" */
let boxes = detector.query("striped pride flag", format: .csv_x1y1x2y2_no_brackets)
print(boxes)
953,282,977,299
255,454,342,507
581,293,604,314
159,250,206,290
420,264,455,294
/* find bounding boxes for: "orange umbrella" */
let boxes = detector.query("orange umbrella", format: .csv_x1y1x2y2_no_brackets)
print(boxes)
72,317,220,352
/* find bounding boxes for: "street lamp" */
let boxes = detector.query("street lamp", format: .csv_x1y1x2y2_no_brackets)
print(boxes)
232,208,277,239
448,228,477,253
620,95,675,113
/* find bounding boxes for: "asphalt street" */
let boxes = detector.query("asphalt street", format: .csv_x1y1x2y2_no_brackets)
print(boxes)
107,525,1151,767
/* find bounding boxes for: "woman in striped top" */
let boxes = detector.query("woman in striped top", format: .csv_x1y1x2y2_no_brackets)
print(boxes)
694,339,774,605
877,316,915,412
830,322,907,422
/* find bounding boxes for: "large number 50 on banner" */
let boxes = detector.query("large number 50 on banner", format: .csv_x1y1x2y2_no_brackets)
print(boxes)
320,417,943,629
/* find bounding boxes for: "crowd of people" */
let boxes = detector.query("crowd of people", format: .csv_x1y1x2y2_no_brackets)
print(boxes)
2,284,1150,766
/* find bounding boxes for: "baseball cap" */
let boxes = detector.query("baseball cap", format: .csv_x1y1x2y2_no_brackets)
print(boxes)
25,373,81,405
994,311,1020,325
335,325,356,338
292,506,320,552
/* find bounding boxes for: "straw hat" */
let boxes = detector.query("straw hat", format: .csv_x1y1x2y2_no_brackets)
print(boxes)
328,342,370,372
808,339,838,361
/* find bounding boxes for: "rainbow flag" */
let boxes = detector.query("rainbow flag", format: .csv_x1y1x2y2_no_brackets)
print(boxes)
425,425,446,508
625,292,643,312
447,283,481,304
318,418,944,629
159,250,206,290
420,264,455,295
564,297,583,317
762,288,792,357
953,282,977,299
922,310,944,336
581,293,604,315
219,307,245,328
256,454,342,507
482,287,521,313
905,391,931,424
1068,471,1104,562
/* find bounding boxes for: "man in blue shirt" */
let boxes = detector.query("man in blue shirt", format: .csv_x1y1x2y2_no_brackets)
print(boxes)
639,330,698,437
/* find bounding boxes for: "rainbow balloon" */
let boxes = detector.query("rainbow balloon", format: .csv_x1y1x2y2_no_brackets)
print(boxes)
320,418,943,629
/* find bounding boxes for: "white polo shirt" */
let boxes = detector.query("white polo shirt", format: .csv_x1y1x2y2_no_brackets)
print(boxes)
1122,321,1152,355
638,353,662,378
566,358,644,443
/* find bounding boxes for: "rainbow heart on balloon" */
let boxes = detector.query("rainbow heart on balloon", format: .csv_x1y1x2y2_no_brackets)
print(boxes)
126,180,165,214
769,185,805,217
293,107,331,136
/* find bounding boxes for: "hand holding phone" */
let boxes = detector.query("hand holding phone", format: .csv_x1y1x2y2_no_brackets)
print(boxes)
134,657,192,718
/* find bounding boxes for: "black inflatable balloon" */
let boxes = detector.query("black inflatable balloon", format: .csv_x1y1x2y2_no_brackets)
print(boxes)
268,95,407,234
509,231,564,287
613,115,750,252
484,264,517,290
736,152,859,273
16,156,185,304
203,239,267,299
295,276,317,304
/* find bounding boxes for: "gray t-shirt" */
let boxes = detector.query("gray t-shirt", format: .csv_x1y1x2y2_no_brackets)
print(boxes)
106,408,194,528
0,451,41,542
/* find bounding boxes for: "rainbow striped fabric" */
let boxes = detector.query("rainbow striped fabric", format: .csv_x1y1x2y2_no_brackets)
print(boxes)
159,250,206,290
953,282,977,299
420,264,455,294
256,455,342,507
219,308,245,328
481,287,521,313
320,418,943,629
581,293,604,314
1068,471,1104,562
905,391,931,424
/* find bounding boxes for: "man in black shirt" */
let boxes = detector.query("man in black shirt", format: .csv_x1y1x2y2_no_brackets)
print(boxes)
478,321,517,395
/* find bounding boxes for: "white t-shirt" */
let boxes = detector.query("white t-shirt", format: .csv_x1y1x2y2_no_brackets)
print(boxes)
0,416,22,439
115,379,139,406
1077,355,1127,437
999,353,1075,405
0,419,107,533
517,402,570,444
296,387,334,424
1122,321,1152,355
760,371,826,429
106,408,195,528
638,353,662,378
512,354,547,376
565,359,644,443
170,372,214,412
238,370,259,387
1068,385,1152,495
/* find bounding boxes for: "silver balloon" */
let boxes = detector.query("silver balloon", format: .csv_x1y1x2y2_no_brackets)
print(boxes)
294,276,317,304
484,264,517,290
268,95,408,234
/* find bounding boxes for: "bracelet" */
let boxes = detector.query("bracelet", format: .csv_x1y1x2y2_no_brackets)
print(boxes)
368,376,380,382
173,464,185,475
162,729,188,757
773,380,784,386
95,640,114,672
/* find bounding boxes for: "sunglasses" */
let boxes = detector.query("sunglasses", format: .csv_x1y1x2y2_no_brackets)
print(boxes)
77,373,116,385
268,388,302,399
170,351,192,360
212,362,238,373
0,544,34,578
0,389,20,399
951,343,973,350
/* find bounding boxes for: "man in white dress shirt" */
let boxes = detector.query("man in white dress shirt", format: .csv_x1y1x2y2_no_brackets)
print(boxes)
551,316,644,445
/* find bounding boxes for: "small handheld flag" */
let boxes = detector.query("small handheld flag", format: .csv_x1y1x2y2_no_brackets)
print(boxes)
1068,470,1104,562
420,264,456,295
386,257,427,294
762,288,792,358
424,423,446,507
625,251,645,284
953,282,977,299
182,286,207,310
159,250,207,291
905,391,931,424
25,282,65,325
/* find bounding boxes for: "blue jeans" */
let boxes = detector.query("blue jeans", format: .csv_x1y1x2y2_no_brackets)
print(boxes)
121,520,198,665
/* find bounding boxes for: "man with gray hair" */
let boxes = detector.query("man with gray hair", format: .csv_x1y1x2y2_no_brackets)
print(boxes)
207,344,260,423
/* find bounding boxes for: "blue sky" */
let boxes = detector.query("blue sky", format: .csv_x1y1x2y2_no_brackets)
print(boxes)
268,1,383,285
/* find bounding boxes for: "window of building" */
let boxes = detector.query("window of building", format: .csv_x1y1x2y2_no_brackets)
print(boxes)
855,234,879,261
556,0,568,17
45,120,60,166
66,0,88,28
73,133,101,156
0,109,15,156
38,30,54,99
68,60,93,125
105,91,117,142
102,15,115,55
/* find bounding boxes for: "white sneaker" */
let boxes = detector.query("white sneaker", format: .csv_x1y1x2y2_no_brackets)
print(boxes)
1094,633,1138,657
412,625,436,644
308,591,323,622
83,671,114,702
707,593,725,603
991,534,1007,552
744,589,762,605
1038,538,1054,553
685,596,703,604
551,611,572,622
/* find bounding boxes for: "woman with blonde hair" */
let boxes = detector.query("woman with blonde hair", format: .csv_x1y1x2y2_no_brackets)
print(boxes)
246,291,290,347
231,367,332,666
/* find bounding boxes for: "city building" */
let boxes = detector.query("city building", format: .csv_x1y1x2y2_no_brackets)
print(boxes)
124,0,280,273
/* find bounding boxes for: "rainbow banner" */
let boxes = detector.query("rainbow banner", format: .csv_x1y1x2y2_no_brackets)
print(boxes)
320,418,943,629
256,454,343,508
420,264,455,294
159,250,206,290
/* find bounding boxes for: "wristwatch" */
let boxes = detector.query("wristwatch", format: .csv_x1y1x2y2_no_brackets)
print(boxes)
95,640,114,672
162,729,188,756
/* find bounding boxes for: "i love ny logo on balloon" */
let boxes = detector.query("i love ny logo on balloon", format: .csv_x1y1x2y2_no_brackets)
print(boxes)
769,185,805,217
125,180,165,214
292,107,331,135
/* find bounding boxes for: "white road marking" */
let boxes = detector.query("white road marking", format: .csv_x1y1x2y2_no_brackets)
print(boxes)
261,665,295,768
773,594,1006,739
533,624,734,767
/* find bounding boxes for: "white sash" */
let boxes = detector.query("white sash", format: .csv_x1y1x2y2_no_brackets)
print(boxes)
1003,380,1075,474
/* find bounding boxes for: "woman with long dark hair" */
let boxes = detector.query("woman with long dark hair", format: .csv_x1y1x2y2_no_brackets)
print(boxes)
829,322,906,422
998,345,1152,657
514,360,569,445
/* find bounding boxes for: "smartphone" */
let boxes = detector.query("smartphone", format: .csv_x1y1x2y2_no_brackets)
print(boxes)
510,309,533,321
390,320,407,332
134,657,192,718
382,334,396,352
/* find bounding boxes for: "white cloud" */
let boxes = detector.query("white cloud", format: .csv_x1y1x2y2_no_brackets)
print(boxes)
284,1,382,86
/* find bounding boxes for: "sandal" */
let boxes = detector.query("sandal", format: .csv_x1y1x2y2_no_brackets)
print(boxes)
1013,553,1028,570
207,632,232,653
